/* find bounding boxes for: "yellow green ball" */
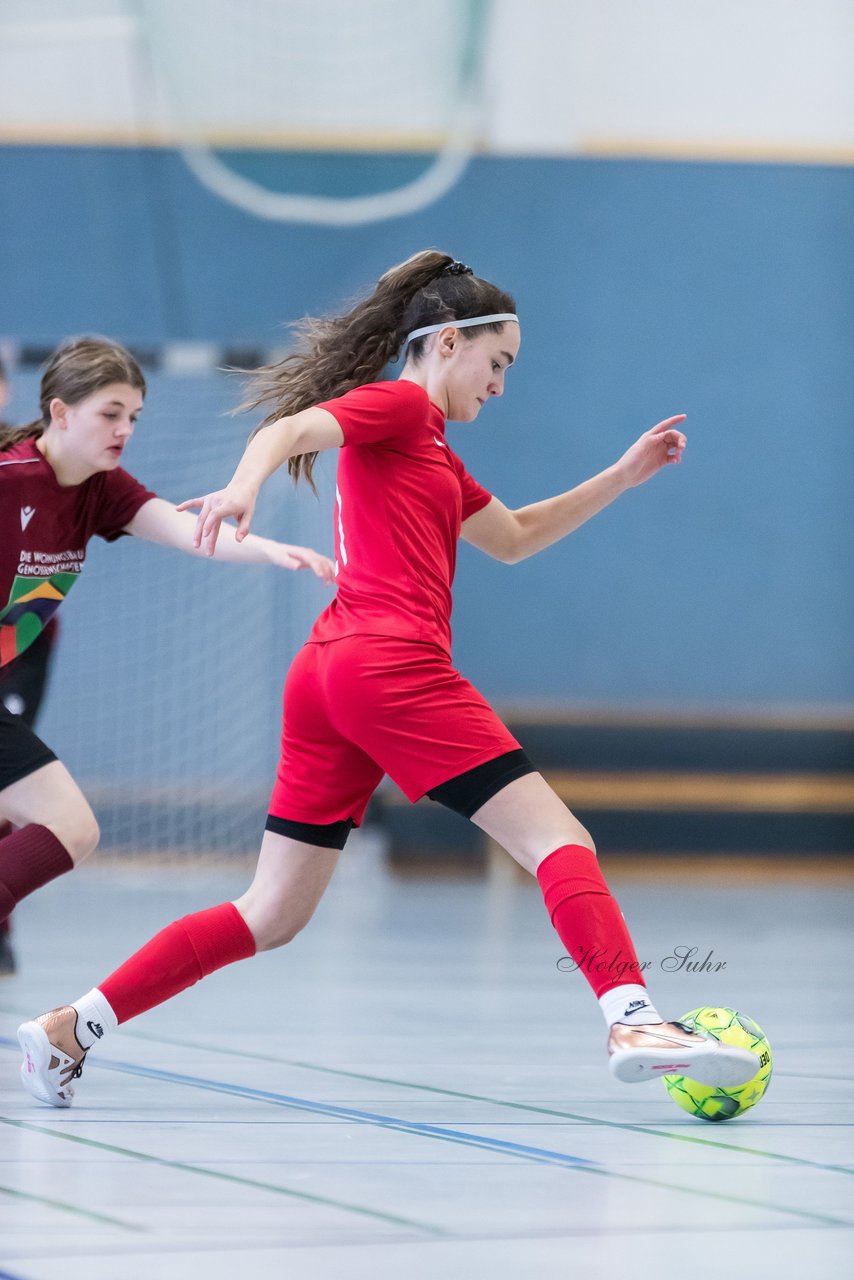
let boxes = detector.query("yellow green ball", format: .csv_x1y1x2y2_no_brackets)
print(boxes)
663,1006,772,1122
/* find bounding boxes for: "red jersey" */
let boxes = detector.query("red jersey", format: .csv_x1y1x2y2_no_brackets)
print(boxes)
309,380,492,656
0,438,155,667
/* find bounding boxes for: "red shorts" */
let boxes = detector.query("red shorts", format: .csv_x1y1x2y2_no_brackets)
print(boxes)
268,635,522,827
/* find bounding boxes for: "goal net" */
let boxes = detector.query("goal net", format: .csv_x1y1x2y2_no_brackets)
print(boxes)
1,0,492,223
134,0,493,224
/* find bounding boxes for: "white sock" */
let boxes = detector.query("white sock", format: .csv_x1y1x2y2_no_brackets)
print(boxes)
598,984,663,1028
72,988,118,1050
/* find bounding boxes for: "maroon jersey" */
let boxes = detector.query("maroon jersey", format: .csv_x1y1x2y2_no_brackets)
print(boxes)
0,438,155,667
310,380,492,656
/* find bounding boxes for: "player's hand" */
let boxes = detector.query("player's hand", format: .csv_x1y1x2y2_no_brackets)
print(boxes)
271,544,336,584
616,416,687,488
177,484,258,555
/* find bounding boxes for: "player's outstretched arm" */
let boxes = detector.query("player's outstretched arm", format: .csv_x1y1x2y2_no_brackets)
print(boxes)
177,406,344,556
462,415,687,564
124,498,336,582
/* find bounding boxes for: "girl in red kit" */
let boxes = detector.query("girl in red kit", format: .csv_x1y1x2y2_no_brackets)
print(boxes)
0,337,333,981
19,255,759,1106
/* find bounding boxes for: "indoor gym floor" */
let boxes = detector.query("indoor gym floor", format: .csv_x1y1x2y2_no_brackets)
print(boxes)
0,833,852,1279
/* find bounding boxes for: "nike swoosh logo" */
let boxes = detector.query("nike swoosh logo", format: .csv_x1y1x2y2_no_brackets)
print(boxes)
433,436,447,448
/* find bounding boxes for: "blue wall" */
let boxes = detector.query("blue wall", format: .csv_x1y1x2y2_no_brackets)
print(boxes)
2,146,852,712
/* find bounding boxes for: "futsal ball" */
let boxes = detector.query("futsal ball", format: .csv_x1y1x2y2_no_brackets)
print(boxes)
663,1006,772,1122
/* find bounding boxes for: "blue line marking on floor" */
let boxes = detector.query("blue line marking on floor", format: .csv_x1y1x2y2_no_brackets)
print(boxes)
102,1056,599,1168
0,1034,595,1170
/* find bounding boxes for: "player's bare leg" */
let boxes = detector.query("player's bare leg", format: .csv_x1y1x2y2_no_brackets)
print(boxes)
233,829,340,951
1,760,100,867
469,772,759,1087
466,770,595,874
0,762,98,975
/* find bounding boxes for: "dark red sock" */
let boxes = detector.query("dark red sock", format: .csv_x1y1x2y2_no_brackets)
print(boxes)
0,824,74,921
99,901,257,1024
0,822,11,933
537,844,646,998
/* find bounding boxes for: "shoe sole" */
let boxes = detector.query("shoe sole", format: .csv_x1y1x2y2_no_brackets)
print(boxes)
17,1021,74,1108
609,1043,759,1087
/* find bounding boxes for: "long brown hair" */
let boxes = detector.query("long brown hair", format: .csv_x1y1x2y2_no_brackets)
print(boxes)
241,250,516,490
0,337,146,451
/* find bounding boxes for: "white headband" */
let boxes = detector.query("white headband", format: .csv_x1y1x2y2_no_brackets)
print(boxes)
405,313,519,347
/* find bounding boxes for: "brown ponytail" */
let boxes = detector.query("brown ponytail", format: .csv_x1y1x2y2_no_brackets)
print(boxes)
240,249,515,491
0,337,146,453
0,419,45,451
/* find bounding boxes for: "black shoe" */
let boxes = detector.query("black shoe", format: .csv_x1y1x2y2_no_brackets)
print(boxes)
0,930,17,975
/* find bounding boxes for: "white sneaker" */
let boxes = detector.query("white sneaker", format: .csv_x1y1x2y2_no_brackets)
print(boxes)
608,1020,759,1086
18,1006,88,1108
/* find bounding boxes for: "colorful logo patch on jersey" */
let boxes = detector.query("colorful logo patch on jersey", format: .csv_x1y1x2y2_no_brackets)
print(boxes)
0,572,78,666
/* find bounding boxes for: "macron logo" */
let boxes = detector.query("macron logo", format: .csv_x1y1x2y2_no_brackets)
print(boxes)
20,506,36,531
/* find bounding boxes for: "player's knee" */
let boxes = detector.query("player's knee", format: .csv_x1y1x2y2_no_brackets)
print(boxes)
249,905,316,952
525,824,597,874
575,824,596,857
81,812,101,860
50,807,100,865
556,814,597,858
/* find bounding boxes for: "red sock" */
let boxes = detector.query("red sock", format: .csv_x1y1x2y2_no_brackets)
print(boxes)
99,902,257,1024
537,844,646,999
0,824,74,921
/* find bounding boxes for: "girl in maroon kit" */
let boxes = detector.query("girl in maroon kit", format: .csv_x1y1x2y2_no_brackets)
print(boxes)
0,356,61,975
0,337,333,983
19,256,759,1106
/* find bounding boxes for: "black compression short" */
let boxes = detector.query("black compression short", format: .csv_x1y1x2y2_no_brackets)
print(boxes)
262,750,536,852
0,700,57,792
427,748,535,818
264,814,355,850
